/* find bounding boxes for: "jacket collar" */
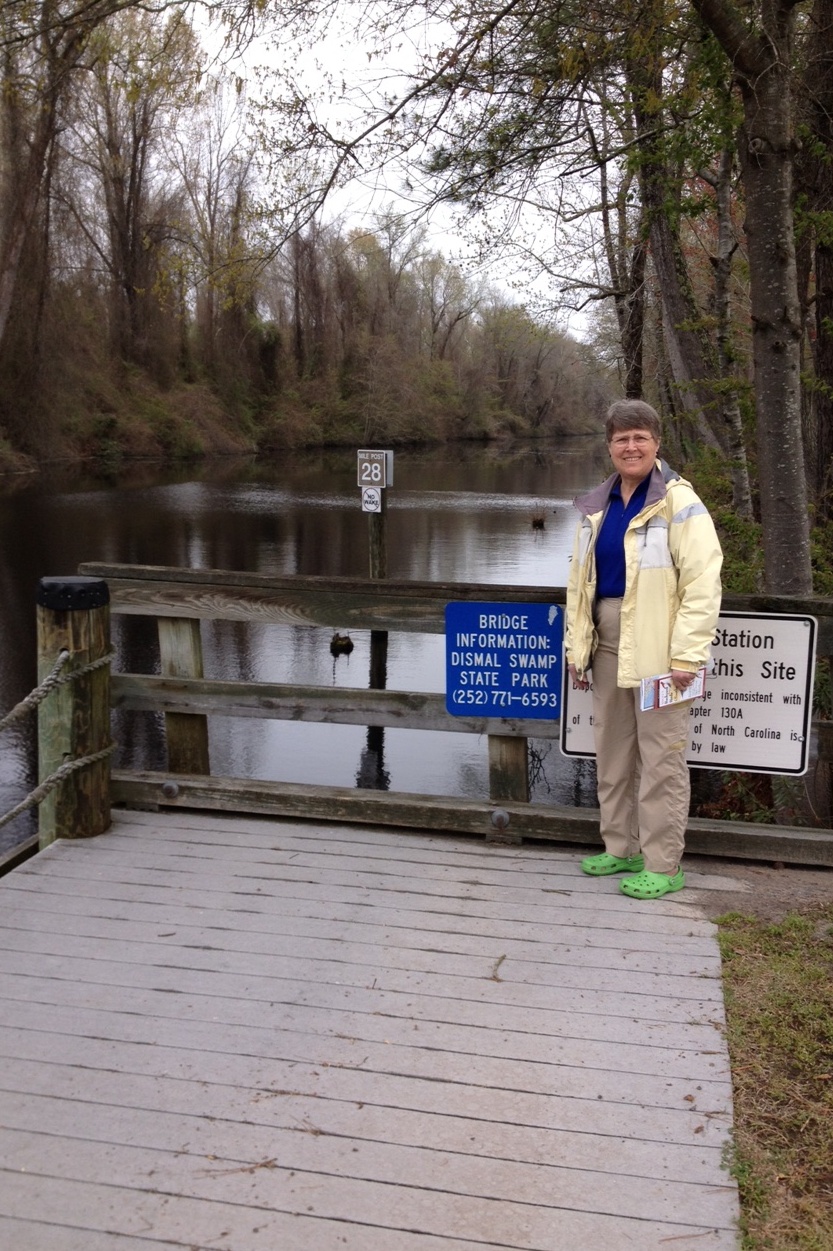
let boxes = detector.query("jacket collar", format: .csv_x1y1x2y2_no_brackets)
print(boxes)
573,458,681,518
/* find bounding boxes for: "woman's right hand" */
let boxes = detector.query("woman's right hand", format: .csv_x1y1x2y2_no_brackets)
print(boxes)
568,663,590,690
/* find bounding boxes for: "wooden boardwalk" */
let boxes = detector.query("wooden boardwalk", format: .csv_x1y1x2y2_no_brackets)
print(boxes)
0,810,740,1250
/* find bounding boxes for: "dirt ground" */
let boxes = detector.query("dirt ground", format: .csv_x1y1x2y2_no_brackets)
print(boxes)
682,853,833,922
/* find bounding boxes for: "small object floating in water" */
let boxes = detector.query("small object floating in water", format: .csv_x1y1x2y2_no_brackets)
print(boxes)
330,632,354,656
531,516,546,530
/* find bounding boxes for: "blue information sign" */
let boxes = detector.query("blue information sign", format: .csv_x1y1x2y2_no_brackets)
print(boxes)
445,602,564,718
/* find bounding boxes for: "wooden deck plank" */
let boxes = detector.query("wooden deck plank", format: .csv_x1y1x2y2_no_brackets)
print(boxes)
87,811,751,896
18,814,711,883
0,955,725,1051
7,847,717,926
0,998,731,1103
0,932,722,1022
0,940,725,1025
36,806,719,880
0,846,721,930
0,812,739,1249
0,1038,728,1151
0,1173,521,1251
97,808,749,894
0,978,728,1083
0,1169,734,1250
0,1119,737,1230
0,1218,173,1251
3,820,722,903
0,1059,726,1183
0,884,723,972
2,870,721,962
0,928,726,1050
0,889,723,980
0,932,725,1027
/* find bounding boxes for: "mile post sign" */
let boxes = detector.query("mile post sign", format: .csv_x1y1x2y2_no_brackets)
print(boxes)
445,602,564,718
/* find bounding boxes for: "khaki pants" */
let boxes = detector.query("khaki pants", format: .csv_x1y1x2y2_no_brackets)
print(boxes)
591,598,690,875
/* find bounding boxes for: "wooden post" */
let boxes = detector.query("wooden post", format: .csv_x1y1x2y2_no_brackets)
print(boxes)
365,491,389,787
368,489,387,579
488,734,529,804
158,617,210,775
36,576,111,848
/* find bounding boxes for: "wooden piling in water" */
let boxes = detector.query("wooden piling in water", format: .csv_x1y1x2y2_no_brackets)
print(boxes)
36,576,112,847
368,489,387,581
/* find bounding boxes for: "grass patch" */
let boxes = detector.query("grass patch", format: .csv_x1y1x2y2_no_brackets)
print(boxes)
718,906,833,1248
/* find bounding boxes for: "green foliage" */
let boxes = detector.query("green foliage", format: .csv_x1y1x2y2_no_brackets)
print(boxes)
794,181,833,249
810,519,833,595
712,506,765,593
814,657,831,722
680,446,764,592
695,771,777,824
135,395,204,460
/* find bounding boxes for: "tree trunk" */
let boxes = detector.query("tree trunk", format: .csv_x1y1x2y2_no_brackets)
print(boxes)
599,155,647,397
813,240,833,513
0,109,56,348
736,27,810,590
649,212,724,450
0,8,91,358
690,0,812,594
626,13,724,448
709,148,753,518
799,0,833,517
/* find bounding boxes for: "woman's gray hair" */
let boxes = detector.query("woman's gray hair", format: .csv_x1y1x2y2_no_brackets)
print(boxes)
605,399,662,443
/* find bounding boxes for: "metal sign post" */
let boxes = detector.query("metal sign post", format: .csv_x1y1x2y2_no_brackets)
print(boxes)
560,611,817,775
357,451,395,782
357,449,393,578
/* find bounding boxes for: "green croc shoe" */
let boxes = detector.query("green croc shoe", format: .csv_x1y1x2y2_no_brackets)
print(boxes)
619,868,685,899
581,852,645,877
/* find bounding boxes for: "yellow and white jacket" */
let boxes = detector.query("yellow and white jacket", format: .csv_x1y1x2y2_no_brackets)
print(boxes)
565,459,723,687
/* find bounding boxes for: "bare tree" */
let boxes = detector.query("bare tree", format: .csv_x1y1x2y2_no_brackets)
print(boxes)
167,76,258,378
0,1,195,358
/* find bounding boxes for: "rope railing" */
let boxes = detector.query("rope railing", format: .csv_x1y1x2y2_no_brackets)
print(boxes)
0,649,115,830
0,743,116,831
0,649,114,733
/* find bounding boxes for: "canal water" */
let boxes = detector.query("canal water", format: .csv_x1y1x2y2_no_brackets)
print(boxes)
0,438,610,852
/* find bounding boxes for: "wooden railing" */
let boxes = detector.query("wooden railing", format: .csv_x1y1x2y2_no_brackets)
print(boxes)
34,562,833,866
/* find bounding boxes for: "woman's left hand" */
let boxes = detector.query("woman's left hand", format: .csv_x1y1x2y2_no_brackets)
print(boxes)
670,669,694,691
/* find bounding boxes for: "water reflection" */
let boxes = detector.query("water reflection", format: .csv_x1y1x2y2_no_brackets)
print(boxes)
357,630,391,792
0,438,608,850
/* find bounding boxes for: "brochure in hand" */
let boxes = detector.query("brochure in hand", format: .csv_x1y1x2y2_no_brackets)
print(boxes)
639,665,707,711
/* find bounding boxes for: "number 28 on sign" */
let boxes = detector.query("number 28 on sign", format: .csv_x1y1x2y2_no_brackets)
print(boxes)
357,450,393,488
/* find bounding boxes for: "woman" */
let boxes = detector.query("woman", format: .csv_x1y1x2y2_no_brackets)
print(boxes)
565,399,723,899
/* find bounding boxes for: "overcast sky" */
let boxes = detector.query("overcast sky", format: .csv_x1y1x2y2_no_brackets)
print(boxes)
208,6,592,339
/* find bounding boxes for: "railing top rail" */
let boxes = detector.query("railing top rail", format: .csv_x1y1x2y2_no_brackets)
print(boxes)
79,562,565,603
78,561,833,621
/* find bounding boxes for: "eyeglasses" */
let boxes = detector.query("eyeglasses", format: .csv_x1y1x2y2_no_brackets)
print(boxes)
610,433,655,448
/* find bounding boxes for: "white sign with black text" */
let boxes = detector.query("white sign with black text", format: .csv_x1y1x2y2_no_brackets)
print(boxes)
361,486,382,513
560,612,817,775
357,449,393,489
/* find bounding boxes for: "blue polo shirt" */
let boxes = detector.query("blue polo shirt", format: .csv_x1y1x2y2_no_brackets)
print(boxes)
595,472,652,598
